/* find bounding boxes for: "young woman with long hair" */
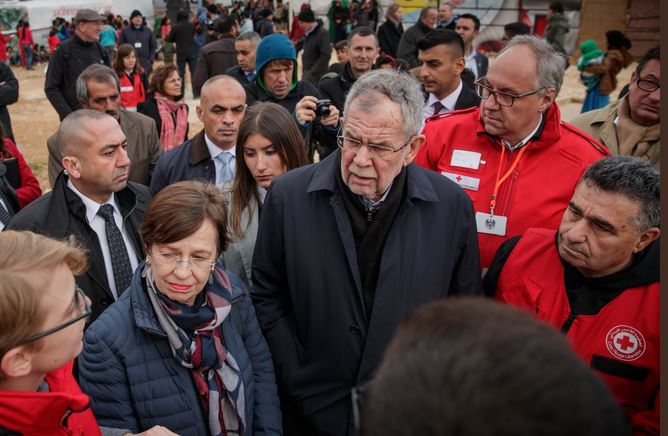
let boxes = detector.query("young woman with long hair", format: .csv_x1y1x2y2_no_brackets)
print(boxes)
223,102,308,284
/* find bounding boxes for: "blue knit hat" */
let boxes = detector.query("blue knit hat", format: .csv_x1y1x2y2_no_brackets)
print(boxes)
255,34,299,94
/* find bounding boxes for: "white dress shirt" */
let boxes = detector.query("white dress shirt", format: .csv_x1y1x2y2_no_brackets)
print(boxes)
205,134,236,184
67,180,139,299
423,79,463,119
464,51,479,79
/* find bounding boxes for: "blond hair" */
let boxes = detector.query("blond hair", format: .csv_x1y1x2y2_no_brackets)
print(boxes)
0,231,88,359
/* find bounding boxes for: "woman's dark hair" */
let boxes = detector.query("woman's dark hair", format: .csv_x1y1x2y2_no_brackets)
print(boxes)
113,44,142,76
140,181,230,255
148,63,179,97
230,102,308,237
605,30,631,50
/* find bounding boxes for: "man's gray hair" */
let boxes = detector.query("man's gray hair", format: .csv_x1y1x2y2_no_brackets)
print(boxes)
75,64,120,104
59,109,116,157
580,156,660,232
236,31,261,45
343,69,424,139
500,34,566,95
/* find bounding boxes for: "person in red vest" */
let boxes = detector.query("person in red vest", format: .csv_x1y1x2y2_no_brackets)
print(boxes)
484,156,659,436
415,34,609,269
0,231,178,436
113,43,148,112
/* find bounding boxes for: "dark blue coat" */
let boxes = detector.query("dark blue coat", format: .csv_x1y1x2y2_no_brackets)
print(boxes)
251,150,483,434
149,129,215,196
78,263,282,435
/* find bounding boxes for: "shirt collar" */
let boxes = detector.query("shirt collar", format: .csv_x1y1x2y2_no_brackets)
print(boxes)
426,79,463,113
360,181,393,208
204,133,236,160
501,113,544,151
257,185,267,204
67,179,118,223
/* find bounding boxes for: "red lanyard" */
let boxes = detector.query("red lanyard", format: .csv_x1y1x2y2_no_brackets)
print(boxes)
489,143,530,215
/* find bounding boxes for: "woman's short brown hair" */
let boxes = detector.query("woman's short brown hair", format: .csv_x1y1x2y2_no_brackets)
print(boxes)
148,63,179,96
141,181,230,255
0,231,87,361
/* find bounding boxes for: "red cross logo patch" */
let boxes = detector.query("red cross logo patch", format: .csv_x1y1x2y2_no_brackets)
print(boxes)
606,325,646,361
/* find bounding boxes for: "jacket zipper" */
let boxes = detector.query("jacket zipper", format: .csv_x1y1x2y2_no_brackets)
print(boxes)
560,312,576,334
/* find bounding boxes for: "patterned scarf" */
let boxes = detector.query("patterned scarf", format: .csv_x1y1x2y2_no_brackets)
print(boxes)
144,264,246,436
155,91,188,151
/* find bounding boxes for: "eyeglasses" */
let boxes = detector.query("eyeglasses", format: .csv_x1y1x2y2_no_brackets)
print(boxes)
337,135,412,159
636,78,660,92
23,287,91,343
151,252,215,271
351,382,369,433
474,77,545,107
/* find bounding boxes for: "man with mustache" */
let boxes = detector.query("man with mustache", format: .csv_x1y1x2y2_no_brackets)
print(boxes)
484,156,660,435
47,64,163,187
7,110,150,322
570,46,660,167
415,35,609,269
150,75,247,195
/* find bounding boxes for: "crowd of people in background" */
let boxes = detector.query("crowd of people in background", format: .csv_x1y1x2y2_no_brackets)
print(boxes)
0,0,661,435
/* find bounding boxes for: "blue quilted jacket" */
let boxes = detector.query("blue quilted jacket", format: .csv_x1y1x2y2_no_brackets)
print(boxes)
78,262,282,435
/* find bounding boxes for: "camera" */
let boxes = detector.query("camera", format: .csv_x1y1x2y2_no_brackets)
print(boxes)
315,99,332,117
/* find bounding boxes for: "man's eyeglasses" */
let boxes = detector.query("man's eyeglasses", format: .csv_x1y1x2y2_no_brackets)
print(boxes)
636,78,660,92
336,135,412,159
151,251,215,272
474,77,545,107
23,287,91,343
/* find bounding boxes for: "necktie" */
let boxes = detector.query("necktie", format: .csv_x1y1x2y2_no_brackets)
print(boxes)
246,71,256,82
432,100,446,115
216,152,235,185
0,202,11,225
97,204,133,296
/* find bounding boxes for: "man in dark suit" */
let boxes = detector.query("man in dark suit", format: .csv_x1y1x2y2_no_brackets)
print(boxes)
225,31,261,85
455,13,488,80
418,29,480,120
8,110,149,322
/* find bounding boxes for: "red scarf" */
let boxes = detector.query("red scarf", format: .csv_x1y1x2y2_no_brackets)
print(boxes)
155,92,188,151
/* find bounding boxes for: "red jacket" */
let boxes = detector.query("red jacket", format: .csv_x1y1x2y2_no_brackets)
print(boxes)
3,138,42,207
119,71,146,110
0,360,102,435
496,228,659,435
415,104,609,268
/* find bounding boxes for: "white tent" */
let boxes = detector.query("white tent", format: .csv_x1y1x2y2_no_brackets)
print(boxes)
0,0,154,44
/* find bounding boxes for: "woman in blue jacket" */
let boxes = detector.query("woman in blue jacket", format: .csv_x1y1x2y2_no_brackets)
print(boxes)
78,181,282,436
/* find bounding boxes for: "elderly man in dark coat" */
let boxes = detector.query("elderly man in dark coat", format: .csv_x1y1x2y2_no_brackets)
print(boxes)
251,69,482,436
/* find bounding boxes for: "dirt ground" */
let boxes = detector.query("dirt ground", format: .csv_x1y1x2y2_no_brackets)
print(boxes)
10,57,634,193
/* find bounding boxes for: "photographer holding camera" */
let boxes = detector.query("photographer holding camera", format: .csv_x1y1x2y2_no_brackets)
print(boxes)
244,34,340,161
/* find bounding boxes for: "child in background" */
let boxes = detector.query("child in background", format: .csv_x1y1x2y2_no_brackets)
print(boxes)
47,29,60,53
577,39,605,113
113,44,147,112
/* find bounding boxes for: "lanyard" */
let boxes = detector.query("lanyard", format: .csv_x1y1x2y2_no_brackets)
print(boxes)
489,143,530,215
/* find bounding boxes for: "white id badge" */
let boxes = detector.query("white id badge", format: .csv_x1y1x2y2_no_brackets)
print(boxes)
134,42,142,48
451,150,481,170
475,212,507,236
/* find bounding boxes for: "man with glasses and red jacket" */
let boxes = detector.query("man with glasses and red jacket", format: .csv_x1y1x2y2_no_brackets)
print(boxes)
416,35,609,270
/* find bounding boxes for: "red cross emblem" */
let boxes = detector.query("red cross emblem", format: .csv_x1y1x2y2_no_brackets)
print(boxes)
455,175,463,182
606,325,645,361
